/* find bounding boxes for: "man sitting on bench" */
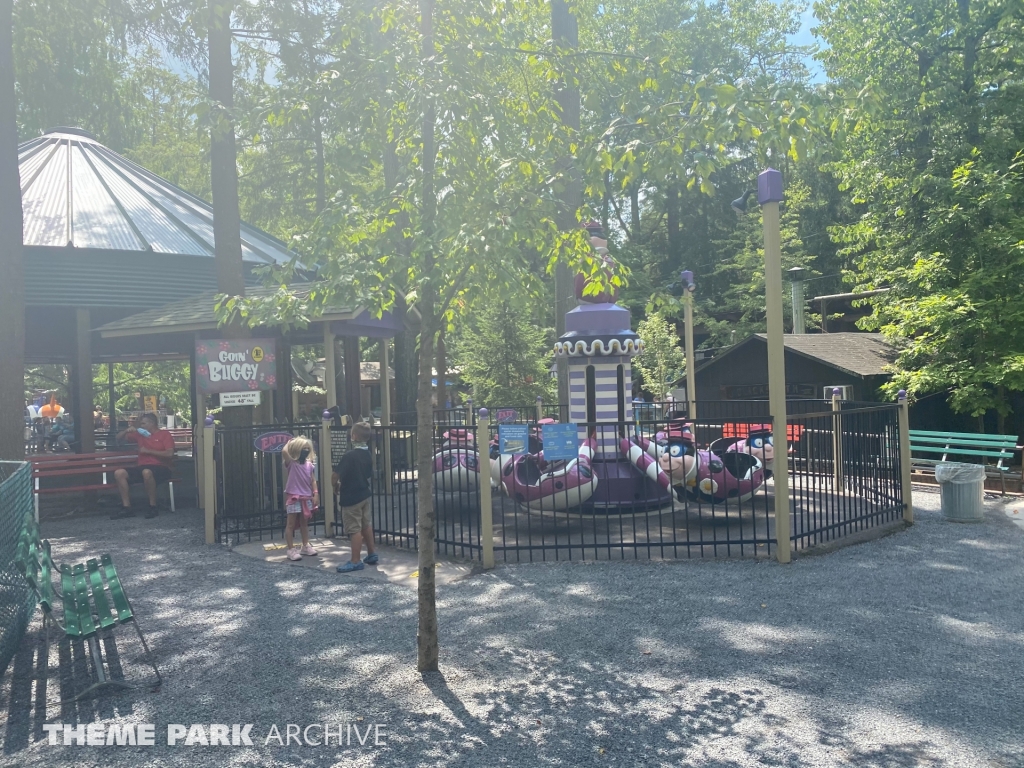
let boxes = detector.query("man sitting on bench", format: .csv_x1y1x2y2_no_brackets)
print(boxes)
111,413,174,520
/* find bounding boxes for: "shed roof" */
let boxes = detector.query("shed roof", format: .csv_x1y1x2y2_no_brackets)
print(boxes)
19,128,294,265
698,333,896,379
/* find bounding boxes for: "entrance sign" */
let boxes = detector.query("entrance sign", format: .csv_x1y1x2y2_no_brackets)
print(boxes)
220,391,261,407
541,423,580,461
254,431,294,453
495,408,519,424
196,339,277,394
498,424,529,455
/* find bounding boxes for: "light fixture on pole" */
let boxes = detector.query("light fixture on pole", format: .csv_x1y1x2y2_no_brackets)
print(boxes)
680,270,697,420
757,168,791,564
788,266,807,334
730,190,755,215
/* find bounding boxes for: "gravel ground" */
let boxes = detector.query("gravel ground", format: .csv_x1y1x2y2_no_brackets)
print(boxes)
1,488,1022,768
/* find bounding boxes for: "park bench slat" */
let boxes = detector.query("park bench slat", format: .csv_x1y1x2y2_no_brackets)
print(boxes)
60,565,80,638
101,554,133,623
39,541,58,612
908,446,1013,461
908,434,1016,448
909,429,1016,442
71,564,97,638
86,559,116,630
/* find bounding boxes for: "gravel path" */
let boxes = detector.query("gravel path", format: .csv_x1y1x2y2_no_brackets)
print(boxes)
1,488,1022,767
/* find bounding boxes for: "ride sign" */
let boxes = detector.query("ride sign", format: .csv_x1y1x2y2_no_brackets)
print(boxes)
196,339,277,394
253,431,294,453
541,423,580,461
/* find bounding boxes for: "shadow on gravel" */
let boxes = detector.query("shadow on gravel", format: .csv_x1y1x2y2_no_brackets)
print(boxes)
0,500,1020,768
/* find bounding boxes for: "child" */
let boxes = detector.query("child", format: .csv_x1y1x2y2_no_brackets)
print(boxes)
334,422,378,572
282,437,320,561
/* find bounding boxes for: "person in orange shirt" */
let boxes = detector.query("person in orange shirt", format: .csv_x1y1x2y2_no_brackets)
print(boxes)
111,413,175,519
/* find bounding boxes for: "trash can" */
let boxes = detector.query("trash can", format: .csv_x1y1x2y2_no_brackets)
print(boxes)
935,462,986,521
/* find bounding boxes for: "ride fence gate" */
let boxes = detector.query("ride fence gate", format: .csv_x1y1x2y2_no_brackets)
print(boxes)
205,400,911,564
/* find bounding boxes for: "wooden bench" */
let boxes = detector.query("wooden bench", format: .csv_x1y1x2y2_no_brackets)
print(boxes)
14,514,161,702
29,452,178,519
167,429,193,453
908,429,1018,495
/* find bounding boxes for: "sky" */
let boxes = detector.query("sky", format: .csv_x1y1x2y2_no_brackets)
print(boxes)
789,4,826,83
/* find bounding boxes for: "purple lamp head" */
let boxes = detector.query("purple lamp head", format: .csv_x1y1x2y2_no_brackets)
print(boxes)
680,270,695,292
897,389,907,401
322,409,332,421
204,415,214,427
479,408,489,420
757,168,784,205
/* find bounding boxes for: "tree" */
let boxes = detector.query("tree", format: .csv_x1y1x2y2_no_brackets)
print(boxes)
634,313,685,401
817,0,1024,417
0,0,25,461
450,301,556,407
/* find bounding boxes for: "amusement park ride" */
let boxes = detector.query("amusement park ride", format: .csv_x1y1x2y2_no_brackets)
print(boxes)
433,222,774,512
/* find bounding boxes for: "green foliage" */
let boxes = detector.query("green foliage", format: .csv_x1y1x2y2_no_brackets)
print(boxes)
450,301,556,407
634,312,686,401
817,0,1024,416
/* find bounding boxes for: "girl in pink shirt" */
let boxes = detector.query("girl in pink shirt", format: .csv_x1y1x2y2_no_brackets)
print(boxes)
282,437,319,561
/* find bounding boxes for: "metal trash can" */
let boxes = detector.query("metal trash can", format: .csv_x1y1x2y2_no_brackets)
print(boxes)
935,462,986,521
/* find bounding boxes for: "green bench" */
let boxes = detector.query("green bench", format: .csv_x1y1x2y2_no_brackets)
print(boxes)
14,516,160,702
908,430,1019,495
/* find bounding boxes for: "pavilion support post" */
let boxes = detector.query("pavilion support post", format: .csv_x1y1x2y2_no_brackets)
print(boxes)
195,377,206,511
343,336,361,422
203,421,216,544
380,338,393,495
107,362,117,445
319,414,335,537
324,326,338,409
74,308,95,454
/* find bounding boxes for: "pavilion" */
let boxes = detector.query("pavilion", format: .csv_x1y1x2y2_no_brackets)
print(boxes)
20,127,399,456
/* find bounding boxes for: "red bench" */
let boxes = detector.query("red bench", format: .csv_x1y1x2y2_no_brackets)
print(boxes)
29,452,178,520
167,429,194,453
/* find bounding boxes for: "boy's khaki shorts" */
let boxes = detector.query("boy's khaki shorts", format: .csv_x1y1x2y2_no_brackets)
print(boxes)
342,498,372,535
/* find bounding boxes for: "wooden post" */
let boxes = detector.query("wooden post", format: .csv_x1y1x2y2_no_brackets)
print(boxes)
536,395,543,423
203,420,216,544
759,169,791,564
319,411,336,537
75,308,95,454
380,339,393,495
832,389,843,490
898,390,913,524
680,272,697,420
195,377,206,510
477,408,494,569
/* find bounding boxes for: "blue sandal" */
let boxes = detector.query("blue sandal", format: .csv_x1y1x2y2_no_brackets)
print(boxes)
363,554,379,565
337,561,364,573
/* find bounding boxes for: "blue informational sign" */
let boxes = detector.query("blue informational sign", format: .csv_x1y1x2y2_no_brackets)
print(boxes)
542,423,580,461
498,424,529,455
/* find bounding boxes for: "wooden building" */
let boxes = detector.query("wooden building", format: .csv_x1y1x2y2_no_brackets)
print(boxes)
694,333,895,402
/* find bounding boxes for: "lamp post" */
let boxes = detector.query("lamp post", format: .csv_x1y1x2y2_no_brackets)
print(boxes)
680,270,697,420
788,266,806,334
758,168,791,564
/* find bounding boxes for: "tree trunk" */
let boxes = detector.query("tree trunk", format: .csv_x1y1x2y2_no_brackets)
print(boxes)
209,0,253,516
416,0,439,673
666,183,681,262
313,110,326,214
0,0,25,462
630,185,641,243
552,0,579,409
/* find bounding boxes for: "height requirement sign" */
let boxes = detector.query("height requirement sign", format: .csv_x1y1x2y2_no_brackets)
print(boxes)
195,339,277,405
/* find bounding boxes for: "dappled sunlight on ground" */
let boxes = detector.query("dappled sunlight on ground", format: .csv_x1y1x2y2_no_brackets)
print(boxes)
0,492,1020,766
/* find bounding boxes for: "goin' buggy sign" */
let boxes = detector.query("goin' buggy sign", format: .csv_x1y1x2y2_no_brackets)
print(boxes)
195,339,278,394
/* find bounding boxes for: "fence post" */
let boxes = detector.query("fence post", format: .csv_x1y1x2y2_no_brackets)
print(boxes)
320,411,336,537
203,418,216,544
536,395,543,423
831,388,843,489
898,390,913,524
477,408,495,569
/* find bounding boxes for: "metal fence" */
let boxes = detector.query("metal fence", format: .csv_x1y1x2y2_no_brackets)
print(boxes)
0,462,35,677
212,402,906,562
214,423,328,544
362,401,905,563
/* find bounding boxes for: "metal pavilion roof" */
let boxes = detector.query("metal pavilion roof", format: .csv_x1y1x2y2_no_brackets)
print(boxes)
19,127,295,265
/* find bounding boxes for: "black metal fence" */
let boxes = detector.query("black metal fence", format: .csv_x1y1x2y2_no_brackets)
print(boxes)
215,423,328,544
213,402,906,562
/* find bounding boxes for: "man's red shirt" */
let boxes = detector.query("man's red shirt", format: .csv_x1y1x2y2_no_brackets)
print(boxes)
126,429,175,468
